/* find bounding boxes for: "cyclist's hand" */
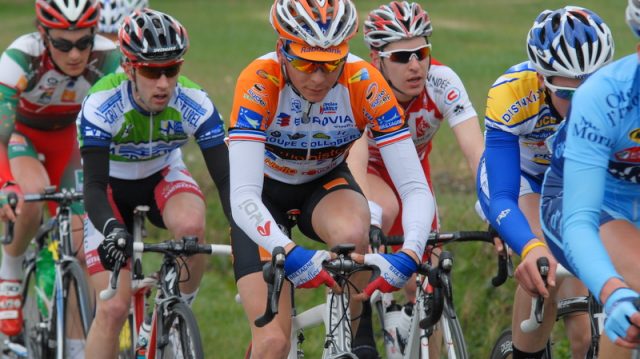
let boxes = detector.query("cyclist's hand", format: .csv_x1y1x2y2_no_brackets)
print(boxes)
354,251,417,300
284,246,337,290
604,287,640,348
0,183,22,222
98,228,132,271
514,242,556,298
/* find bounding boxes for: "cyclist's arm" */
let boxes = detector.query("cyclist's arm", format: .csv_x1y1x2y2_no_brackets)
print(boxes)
345,134,372,197
81,146,120,234
201,143,231,221
485,127,537,255
228,140,292,254
451,117,483,182
379,137,433,259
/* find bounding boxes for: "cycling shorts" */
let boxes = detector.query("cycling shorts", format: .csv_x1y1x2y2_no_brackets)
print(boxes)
9,123,83,215
84,162,204,275
231,161,364,281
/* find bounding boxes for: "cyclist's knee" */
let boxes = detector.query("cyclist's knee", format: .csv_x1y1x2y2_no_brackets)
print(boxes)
95,296,129,329
565,314,592,355
252,332,289,358
328,222,369,253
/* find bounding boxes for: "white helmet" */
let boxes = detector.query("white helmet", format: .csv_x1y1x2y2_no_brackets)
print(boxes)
627,0,640,38
98,0,148,34
270,0,358,48
526,6,614,79
363,1,432,50
36,0,100,29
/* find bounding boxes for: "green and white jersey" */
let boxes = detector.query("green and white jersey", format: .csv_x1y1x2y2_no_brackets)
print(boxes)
77,73,225,180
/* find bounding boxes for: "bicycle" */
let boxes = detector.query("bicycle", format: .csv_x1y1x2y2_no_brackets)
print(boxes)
489,258,604,359
371,230,510,359
102,205,232,359
250,243,370,359
4,187,92,359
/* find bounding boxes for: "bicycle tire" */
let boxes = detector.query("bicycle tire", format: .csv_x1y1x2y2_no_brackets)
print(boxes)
489,329,513,359
50,260,93,359
159,302,204,359
442,301,469,359
21,258,54,359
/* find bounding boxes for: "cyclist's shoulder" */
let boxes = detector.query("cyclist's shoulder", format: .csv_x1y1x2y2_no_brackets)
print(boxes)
1,33,44,65
88,72,128,96
340,54,385,88
489,61,539,92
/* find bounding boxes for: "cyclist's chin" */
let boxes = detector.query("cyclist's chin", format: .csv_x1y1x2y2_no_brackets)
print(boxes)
299,88,329,103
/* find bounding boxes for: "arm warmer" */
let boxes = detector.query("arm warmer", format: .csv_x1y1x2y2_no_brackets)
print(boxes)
201,143,231,222
81,147,122,234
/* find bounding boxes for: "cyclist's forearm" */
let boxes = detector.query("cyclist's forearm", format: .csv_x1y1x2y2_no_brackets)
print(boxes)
81,146,119,234
201,143,231,221
485,128,537,254
0,85,17,186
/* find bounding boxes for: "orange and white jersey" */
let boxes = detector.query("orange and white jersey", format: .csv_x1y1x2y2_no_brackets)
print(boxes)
228,52,410,185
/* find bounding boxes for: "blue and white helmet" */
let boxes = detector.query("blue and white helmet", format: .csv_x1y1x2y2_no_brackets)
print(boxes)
526,6,614,79
98,0,148,34
627,0,640,38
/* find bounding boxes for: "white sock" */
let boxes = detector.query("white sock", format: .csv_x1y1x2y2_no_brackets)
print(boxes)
65,339,85,359
180,288,199,307
0,248,24,281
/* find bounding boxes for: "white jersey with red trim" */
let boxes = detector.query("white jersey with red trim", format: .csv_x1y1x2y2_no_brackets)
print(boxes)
367,60,477,165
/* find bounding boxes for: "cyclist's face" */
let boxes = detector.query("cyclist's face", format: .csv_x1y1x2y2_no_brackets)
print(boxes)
542,75,581,118
43,28,94,77
127,63,180,113
373,37,430,102
279,51,344,103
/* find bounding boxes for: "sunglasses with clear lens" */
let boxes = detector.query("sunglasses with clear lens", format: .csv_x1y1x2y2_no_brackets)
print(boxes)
543,77,577,100
281,48,345,74
47,34,94,52
378,44,431,64
135,63,183,79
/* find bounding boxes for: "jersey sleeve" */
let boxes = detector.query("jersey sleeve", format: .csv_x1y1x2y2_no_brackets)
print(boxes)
428,65,477,127
350,60,410,148
76,91,117,148
228,57,280,143
484,69,544,136
174,77,226,150
561,78,621,298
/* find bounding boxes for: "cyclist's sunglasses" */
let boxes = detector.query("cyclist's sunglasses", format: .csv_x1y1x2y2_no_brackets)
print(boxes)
378,44,431,64
281,47,346,74
47,34,94,52
543,77,577,100
133,62,183,79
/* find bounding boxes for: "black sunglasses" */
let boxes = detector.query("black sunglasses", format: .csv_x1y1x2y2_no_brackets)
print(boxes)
134,62,183,79
47,34,94,52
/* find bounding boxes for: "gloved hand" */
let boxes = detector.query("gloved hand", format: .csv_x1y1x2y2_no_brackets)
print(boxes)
0,183,22,222
284,246,336,289
97,228,132,271
604,287,640,344
361,251,417,297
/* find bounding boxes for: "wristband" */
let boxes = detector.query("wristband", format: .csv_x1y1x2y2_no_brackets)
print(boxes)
521,241,547,259
368,200,383,227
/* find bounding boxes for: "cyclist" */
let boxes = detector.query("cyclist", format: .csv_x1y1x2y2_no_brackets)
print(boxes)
0,0,118,352
476,6,614,359
77,9,229,358
348,2,483,357
229,0,434,357
540,0,640,354
98,0,149,42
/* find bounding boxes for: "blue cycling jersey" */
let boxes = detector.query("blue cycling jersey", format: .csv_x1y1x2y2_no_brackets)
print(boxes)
546,54,640,299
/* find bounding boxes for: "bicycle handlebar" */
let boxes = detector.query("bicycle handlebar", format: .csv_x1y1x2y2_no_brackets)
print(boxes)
255,244,371,328
384,230,511,287
99,237,232,301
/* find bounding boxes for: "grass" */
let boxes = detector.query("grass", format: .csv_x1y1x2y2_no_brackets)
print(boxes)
0,0,636,357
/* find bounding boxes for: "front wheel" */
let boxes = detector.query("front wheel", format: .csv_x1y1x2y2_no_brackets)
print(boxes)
21,259,54,359
489,329,513,359
441,301,468,359
159,302,203,359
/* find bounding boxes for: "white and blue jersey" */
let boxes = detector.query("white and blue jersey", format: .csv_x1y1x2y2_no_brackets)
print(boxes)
541,54,640,299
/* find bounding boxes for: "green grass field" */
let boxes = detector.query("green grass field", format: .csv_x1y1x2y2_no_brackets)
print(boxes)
0,0,637,357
